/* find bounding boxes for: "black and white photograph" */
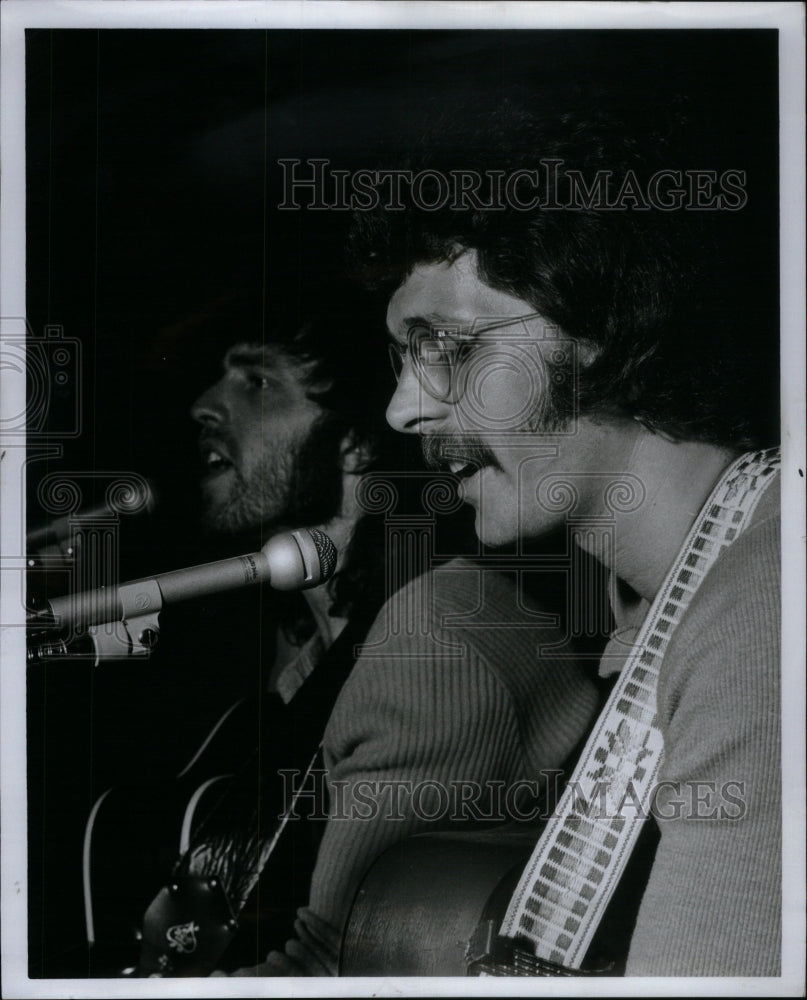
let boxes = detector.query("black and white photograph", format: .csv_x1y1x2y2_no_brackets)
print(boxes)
1,2,804,997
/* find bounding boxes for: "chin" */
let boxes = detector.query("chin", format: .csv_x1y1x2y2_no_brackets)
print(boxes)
473,507,520,548
201,501,258,535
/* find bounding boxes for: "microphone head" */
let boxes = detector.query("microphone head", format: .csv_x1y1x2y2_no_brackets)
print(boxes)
262,528,337,591
307,527,337,583
27,477,157,551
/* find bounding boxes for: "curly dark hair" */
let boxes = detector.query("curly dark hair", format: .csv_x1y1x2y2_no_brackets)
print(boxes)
348,103,777,449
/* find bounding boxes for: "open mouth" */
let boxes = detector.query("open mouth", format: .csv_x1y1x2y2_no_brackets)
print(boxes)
448,460,481,481
200,445,234,478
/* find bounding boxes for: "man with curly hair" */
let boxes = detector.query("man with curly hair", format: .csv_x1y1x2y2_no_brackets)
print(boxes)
350,105,781,976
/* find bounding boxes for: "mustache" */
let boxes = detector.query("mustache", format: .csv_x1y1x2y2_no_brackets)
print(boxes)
198,430,238,465
421,435,499,471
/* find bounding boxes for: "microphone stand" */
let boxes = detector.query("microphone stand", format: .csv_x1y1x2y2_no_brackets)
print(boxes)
28,578,163,666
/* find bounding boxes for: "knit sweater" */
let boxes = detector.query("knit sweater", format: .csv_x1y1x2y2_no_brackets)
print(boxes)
625,477,781,975
233,558,601,975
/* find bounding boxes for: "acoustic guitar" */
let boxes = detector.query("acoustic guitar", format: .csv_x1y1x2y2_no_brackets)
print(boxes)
340,821,658,976
83,612,373,977
82,693,322,977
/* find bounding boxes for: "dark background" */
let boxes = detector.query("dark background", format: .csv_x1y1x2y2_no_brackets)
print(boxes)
23,28,779,976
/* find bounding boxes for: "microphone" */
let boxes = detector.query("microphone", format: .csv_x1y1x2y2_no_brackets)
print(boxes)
29,528,337,632
27,479,157,552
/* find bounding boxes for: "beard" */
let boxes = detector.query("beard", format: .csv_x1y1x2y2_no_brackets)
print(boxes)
200,415,346,536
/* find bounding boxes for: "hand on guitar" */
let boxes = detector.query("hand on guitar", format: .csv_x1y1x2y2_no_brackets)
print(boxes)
219,908,340,977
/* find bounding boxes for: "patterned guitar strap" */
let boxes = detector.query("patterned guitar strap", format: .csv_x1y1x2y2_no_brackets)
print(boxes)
469,447,780,976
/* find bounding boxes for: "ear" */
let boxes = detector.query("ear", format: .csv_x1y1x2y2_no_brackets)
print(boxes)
340,432,374,474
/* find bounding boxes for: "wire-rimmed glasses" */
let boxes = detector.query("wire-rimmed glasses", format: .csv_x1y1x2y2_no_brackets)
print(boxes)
388,313,544,402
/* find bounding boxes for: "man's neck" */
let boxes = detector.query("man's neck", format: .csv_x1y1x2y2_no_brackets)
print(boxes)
579,426,739,604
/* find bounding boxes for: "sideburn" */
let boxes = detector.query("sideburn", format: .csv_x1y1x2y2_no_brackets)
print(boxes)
286,413,348,527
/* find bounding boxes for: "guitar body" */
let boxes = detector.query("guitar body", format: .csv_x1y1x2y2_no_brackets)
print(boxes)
83,613,372,977
341,819,659,977
340,827,534,976
82,696,275,976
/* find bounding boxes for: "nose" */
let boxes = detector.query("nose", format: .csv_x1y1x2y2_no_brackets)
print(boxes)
190,381,225,427
385,360,447,434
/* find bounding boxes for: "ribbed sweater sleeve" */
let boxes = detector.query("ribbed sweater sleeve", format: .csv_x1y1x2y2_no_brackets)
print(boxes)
235,560,599,976
626,485,781,976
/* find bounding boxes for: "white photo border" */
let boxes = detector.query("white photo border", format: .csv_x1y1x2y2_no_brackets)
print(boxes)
1,2,804,998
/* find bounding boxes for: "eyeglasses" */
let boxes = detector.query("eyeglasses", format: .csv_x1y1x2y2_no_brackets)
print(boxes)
388,313,544,402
